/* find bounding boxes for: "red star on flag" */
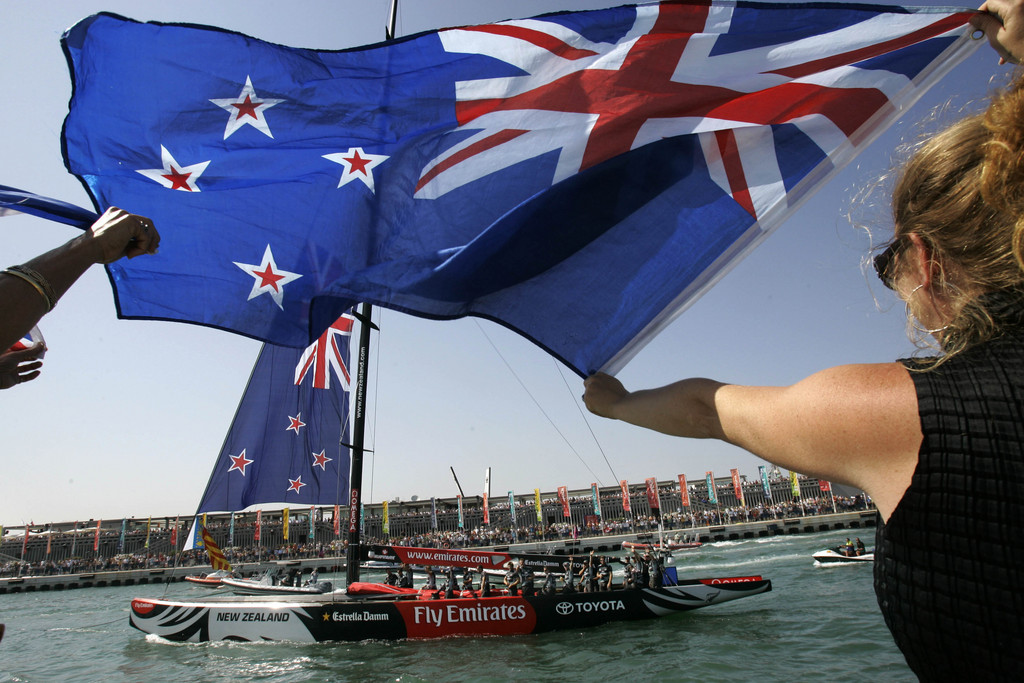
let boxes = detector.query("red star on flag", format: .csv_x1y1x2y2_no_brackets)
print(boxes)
210,76,284,139
233,245,302,309
323,146,389,192
287,476,307,493
136,146,210,192
312,450,332,471
227,449,253,476
286,413,306,433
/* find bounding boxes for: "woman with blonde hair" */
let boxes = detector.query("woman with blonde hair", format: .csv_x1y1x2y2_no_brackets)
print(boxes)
584,3,1024,677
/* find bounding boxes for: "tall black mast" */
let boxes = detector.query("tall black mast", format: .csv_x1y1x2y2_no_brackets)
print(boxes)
344,302,374,586
344,0,398,587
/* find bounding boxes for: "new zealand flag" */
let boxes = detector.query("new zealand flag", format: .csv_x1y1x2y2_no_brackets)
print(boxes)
61,2,978,375
194,314,352,513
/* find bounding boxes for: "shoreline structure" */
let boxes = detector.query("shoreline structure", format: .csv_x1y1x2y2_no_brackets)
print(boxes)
0,508,874,594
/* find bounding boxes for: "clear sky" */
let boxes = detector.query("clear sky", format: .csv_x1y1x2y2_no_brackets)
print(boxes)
0,1,1011,526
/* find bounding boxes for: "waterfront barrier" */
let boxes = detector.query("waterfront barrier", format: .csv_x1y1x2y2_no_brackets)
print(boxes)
0,510,875,594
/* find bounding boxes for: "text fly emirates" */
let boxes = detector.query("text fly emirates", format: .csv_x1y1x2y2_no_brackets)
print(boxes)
412,602,527,627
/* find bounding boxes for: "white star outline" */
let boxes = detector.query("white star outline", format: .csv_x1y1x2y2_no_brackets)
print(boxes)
135,146,211,192
286,413,306,434
323,147,389,192
233,245,302,310
287,476,307,494
210,76,285,139
311,450,332,471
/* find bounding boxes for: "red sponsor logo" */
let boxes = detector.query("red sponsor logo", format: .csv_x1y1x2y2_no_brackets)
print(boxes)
131,599,156,615
703,576,763,585
348,488,359,533
396,597,536,638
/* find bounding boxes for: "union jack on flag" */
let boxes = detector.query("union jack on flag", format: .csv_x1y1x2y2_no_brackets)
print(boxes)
294,314,354,390
63,2,979,375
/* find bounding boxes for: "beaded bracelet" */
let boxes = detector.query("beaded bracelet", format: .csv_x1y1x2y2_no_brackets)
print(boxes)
3,265,57,311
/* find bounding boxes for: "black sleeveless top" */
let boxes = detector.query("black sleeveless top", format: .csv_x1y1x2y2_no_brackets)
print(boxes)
874,295,1024,679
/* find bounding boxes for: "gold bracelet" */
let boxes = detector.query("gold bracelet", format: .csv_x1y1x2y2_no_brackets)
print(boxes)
3,265,56,311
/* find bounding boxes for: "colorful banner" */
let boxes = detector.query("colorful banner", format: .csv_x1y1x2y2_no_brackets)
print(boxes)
117,518,126,551
94,520,101,552
534,488,542,523
333,504,341,536
254,510,262,542
819,480,832,492
730,469,745,507
145,516,152,549
170,517,177,551
620,480,631,513
759,465,772,499
508,491,517,527
283,507,290,541
457,495,464,529
310,505,316,538
590,483,601,517
22,526,29,559
382,501,389,536
46,531,51,556
790,471,801,499
482,493,490,525
192,517,204,550
431,497,438,530
678,474,690,508
228,512,235,547
200,525,232,571
645,477,660,511
71,522,78,556
557,486,570,518
706,471,718,505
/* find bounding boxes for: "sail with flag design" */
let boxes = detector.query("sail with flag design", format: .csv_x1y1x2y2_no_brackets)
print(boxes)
61,2,979,376
194,313,353,513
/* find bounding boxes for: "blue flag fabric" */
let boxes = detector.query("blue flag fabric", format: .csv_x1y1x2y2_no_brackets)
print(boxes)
0,185,97,228
195,315,353,513
61,3,977,375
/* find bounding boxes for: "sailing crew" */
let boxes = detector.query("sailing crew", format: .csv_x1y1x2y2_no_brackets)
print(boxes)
503,561,521,596
384,568,399,586
424,567,437,591
479,565,492,597
461,569,475,596
597,556,612,591
519,560,535,597
542,566,558,595
399,563,413,588
562,560,577,594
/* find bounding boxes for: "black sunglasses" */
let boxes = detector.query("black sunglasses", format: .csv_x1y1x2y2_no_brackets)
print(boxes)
873,237,908,290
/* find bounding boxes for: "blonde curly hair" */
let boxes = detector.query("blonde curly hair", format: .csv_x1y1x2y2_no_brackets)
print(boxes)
886,75,1024,364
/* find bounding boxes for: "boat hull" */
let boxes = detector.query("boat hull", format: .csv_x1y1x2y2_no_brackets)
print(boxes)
130,576,771,642
812,549,874,564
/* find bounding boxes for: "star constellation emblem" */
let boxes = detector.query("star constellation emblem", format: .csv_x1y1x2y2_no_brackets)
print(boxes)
210,76,285,139
287,476,307,494
286,413,306,434
233,245,302,310
323,147,389,192
312,450,332,471
227,449,253,476
135,146,210,192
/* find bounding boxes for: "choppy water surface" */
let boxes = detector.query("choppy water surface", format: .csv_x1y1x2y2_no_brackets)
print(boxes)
0,531,912,682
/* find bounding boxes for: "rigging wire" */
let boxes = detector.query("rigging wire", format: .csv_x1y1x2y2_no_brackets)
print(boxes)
552,358,619,484
367,307,383,505
472,320,604,486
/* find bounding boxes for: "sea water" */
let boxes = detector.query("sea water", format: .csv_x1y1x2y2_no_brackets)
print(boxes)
0,530,912,682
